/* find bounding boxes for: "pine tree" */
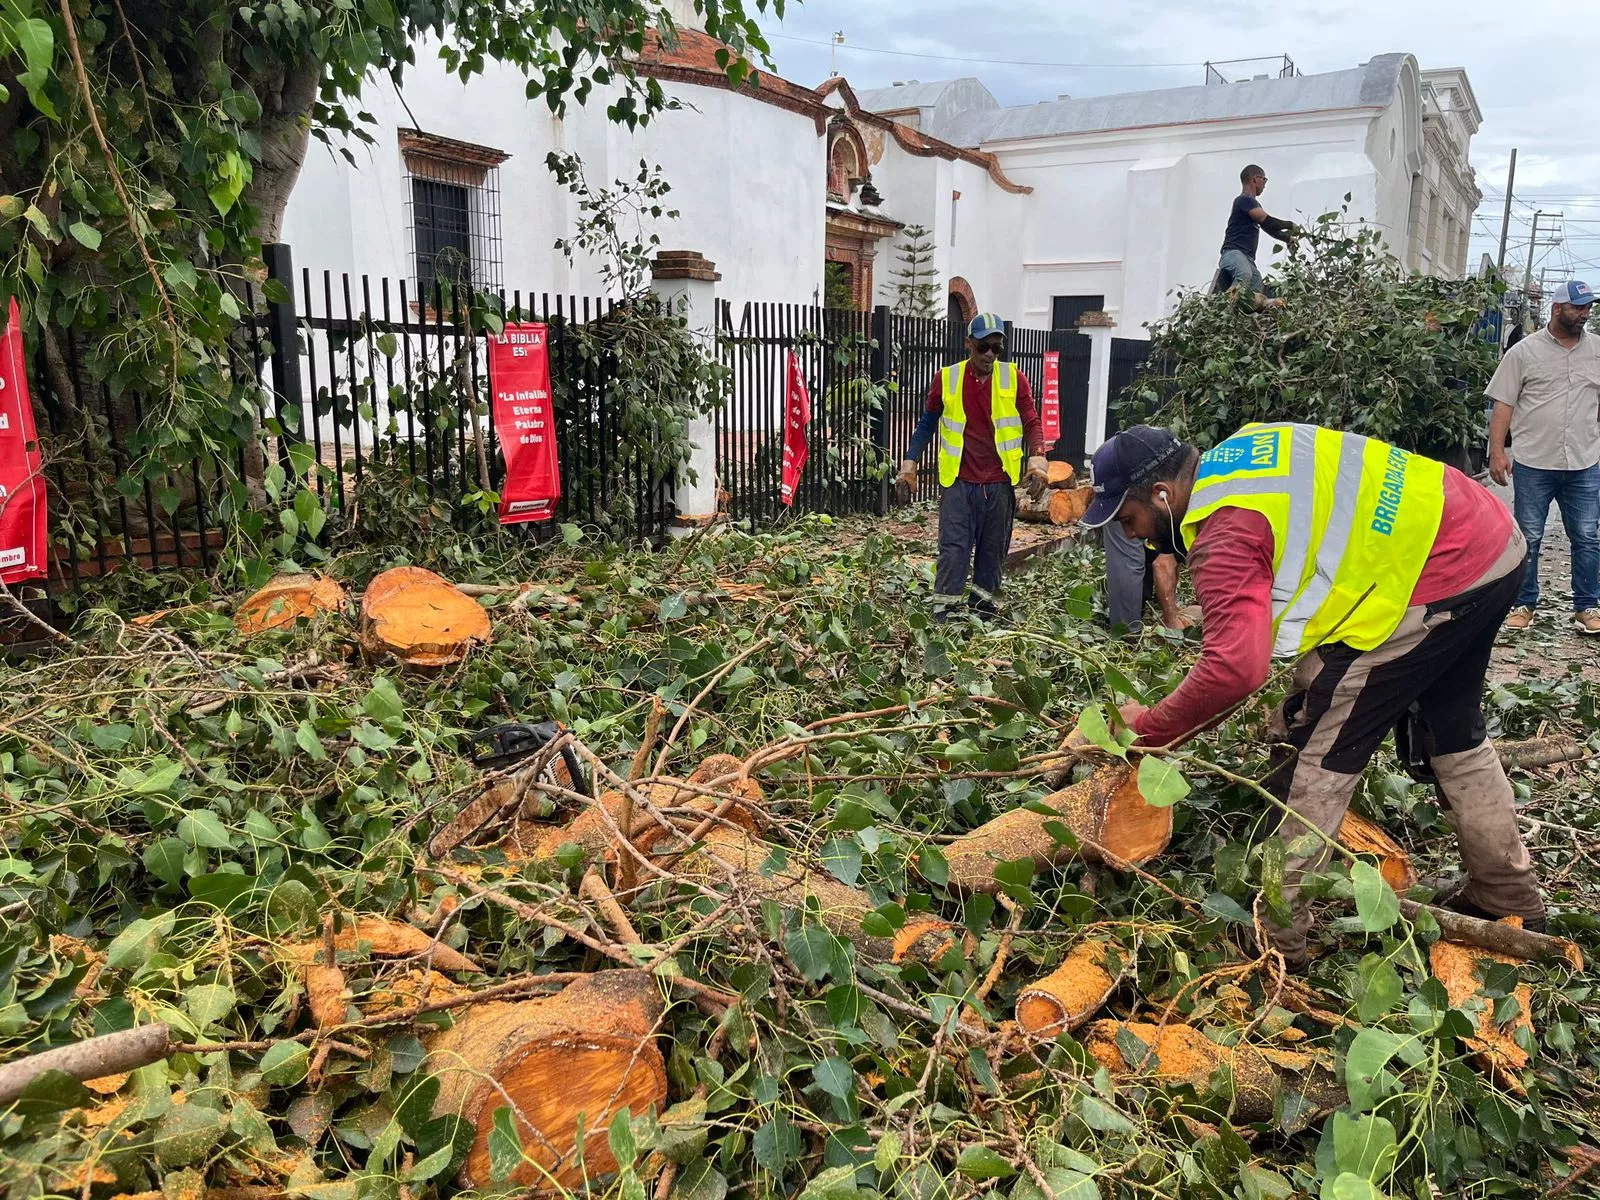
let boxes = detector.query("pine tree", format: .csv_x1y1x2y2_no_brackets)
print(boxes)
891,225,942,318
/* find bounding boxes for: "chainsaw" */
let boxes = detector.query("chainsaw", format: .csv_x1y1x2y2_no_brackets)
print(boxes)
467,720,587,793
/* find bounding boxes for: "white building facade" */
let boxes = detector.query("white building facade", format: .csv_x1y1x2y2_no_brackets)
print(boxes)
279,33,1480,345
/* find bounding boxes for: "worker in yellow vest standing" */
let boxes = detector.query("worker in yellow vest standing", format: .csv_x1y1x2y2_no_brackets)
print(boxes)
896,313,1049,619
1078,422,1546,969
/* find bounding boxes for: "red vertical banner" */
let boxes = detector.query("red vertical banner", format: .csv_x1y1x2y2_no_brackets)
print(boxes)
489,323,562,524
1041,351,1061,449
0,299,46,583
779,351,811,507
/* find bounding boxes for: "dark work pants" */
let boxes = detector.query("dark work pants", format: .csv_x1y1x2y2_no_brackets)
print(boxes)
934,481,1015,616
1259,532,1543,965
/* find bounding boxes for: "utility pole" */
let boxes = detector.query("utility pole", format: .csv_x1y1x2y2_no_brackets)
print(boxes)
1526,210,1542,285
1496,148,1517,271
830,31,844,77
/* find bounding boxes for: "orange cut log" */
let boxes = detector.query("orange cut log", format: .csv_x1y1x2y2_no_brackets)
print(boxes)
526,778,765,866
1429,928,1534,1092
1016,488,1088,525
361,567,491,667
427,971,668,1191
235,574,347,635
1083,1020,1344,1123
284,916,479,974
1337,812,1417,893
1047,461,1076,488
944,762,1170,892
1015,940,1120,1037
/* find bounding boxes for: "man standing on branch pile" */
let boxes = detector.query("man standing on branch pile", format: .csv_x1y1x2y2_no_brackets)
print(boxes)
897,313,1048,618
1079,422,1546,970
1215,164,1300,311
1485,279,1600,634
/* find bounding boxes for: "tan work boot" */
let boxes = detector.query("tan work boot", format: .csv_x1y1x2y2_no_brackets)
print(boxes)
1503,606,1533,631
1574,609,1600,635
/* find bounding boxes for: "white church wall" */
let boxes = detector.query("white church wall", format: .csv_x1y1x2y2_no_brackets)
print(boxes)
282,42,825,309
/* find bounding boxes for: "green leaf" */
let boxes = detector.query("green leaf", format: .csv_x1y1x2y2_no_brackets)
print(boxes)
1239,1164,1295,1200
955,1146,1016,1180
1351,860,1400,932
403,1145,455,1182
488,1106,524,1182
1075,1093,1136,1134
811,1056,854,1100
68,221,102,250
1328,1177,1384,1200
364,676,405,723
260,1041,310,1086
658,592,688,620
131,759,183,795
675,1160,728,1200
1201,893,1253,926
179,809,233,850
106,913,174,971
393,1074,440,1137
916,844,948,887
185,983,236,1029
1355,954,1403,1024
1344,1027,1403,1112
156,1103,227,1168
1136,755,1189,807
819,836,862,887
1328,1110,1397,1182
609,1107,637,1169
1074,705,1126,758
13,1069,92,1116
143,837,189,887
752,1114,801,1176
784,924,845,983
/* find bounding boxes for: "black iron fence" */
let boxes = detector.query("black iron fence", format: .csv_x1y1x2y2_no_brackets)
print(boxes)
715,303,1094,523
26,250,1126,595
27,244,666,593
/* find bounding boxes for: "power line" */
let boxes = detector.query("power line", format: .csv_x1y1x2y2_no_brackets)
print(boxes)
768,31,1216,70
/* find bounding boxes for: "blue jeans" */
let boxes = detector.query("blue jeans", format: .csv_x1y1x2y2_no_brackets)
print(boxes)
1511,461,1600,611
1216,249,1263,294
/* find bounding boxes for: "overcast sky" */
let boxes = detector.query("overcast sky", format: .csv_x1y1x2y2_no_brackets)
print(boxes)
755,0,1600,283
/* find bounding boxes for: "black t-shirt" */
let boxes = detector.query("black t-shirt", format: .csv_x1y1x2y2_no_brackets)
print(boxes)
1220,192,1261,257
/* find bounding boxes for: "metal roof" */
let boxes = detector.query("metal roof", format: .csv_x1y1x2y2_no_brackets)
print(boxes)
892,55,1412,147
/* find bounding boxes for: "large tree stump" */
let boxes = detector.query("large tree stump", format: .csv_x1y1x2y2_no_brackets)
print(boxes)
1337,811,1416,893
427,971,668,1192
1083,1020,1344,1124
1015,486,1093,526
944,763,1170,891
1430,928,1534,1092
235,574,348,635
1014,940,1120,1038
361,567,491,668
1046,461,1076,489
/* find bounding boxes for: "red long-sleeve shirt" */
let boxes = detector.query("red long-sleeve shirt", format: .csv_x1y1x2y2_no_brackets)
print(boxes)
1133,465,1514,749
920,370,1045,484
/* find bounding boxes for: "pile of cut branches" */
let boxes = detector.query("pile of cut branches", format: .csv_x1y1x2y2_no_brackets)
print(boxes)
4,519,1600,1200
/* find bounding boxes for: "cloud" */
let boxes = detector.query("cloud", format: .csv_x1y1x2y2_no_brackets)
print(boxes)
761,0,1600,269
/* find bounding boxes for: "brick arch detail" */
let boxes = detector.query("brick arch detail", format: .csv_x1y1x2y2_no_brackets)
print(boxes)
947,277,977,323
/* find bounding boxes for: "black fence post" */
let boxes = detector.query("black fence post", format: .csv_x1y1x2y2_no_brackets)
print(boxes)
263,242,303,471
869,304,892,516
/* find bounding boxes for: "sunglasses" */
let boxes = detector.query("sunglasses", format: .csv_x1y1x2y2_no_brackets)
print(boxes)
972,341,1004,356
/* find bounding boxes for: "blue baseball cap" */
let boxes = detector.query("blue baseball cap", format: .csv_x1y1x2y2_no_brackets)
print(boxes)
1081,425,1183,529
1551,280,1595,308
967,312,1005,340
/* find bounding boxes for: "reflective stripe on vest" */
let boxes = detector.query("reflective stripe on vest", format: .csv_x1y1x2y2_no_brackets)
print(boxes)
1180,422,1445,657
938,360,1023,487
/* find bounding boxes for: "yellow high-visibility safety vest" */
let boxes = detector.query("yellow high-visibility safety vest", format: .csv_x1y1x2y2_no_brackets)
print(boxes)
1180,422,1445,657
938,360,1023,487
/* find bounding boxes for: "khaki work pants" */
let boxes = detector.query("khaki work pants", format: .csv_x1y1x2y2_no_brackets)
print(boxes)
1261,530,1545,966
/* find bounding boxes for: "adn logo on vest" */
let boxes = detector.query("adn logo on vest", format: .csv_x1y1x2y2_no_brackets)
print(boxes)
1370,444,1409,536
1197,429,1281,481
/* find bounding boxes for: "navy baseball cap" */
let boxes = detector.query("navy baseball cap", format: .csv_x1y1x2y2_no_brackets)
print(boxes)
1081,425,1183,529
967,313,1005,340
1551,280,1595,307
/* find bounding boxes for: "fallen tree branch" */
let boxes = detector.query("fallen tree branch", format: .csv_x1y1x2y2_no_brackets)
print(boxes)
0,1023,171,1104
1396,899,1584,970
